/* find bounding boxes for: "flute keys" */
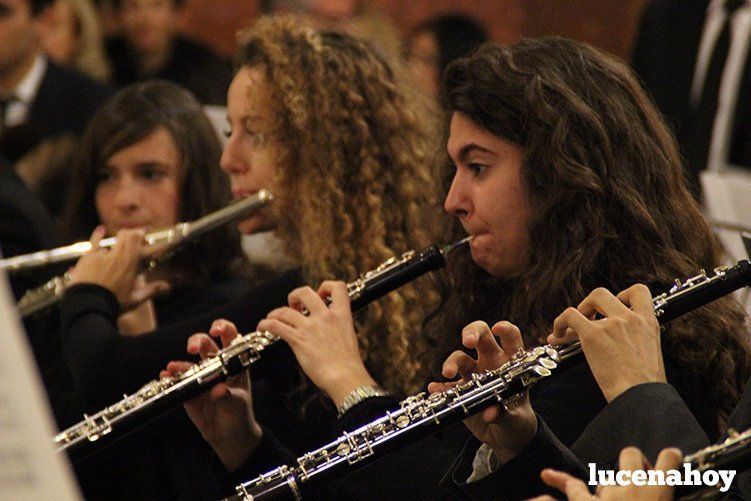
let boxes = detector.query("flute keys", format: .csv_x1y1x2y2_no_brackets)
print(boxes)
538,358,557,370
336,442,351,456
395,415,410,428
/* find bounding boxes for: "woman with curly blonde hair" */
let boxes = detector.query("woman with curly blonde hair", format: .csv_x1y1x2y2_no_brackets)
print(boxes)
159,15,447,481
230,16,440,396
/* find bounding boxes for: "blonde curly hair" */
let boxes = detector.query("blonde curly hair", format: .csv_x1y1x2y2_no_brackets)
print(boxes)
236,16,444,395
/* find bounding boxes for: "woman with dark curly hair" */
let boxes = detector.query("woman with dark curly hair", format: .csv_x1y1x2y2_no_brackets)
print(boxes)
429,36,749,443
194,36,751,498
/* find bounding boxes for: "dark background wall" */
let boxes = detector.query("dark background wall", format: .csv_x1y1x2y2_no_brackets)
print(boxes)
177,0,648,61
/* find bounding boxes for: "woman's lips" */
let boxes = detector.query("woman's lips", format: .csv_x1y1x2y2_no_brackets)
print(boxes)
232,189,257,199
117,223,148,230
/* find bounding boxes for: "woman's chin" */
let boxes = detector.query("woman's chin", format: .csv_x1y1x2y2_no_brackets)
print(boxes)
471,248,511,279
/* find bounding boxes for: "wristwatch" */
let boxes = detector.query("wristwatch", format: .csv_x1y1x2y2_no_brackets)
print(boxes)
337,385,391,418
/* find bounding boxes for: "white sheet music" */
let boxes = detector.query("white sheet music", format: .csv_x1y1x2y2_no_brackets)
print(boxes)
0,269,80,500
701,167,751,315
701,167,751,261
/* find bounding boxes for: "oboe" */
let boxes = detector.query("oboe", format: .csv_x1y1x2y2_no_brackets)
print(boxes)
15,191,273,317
54,237,470,461
674,427,751,500
231,260,751,501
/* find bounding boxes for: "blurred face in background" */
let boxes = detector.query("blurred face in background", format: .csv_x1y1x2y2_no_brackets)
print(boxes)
0,0,39,90
221,65,281,235
406,29,440,100
304,0,357,22
118,0,177,56
37,0,78,66
95,126,182,236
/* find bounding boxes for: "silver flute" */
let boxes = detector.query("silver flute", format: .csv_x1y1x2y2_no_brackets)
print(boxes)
14,190,274,317
230,260,751,501
54,237,471,461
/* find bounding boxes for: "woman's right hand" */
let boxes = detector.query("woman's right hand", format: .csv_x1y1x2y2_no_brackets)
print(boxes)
532,446,682,500
256,281,377,410
162,319,262,471
68,227,167,310
428,321,538,464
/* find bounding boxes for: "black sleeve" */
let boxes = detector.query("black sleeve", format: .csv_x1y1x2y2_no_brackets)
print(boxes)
60,270,302,407
572,382,710,468
60,283,122,404
443,383,712,500
443,415,589,500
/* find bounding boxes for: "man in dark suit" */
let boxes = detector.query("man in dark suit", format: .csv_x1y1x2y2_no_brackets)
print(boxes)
0,154,60,299
632,0,751,197
0,0,112,216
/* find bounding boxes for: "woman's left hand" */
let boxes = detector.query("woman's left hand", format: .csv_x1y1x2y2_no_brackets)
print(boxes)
428,321,537,464
257,281,378,408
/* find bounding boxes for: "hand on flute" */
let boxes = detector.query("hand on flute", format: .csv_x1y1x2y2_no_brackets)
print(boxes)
68,226,169,311
429,320,538,464
161,319,261,471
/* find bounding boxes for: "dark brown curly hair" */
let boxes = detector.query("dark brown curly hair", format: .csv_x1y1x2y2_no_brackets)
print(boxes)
235,16,444,395
424,37,750,432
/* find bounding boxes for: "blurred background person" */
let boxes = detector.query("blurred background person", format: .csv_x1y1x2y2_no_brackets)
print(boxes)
0,153,60,299
105,0,232,105
261,0,404,64
632,0,751,197
36,0,111,82
405,12,488,101
0,0,111,219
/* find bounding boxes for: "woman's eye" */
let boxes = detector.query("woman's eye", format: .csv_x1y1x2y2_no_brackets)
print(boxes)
142,169,165,181
469,163,488,176
246,129,270,147
97,170,113,183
